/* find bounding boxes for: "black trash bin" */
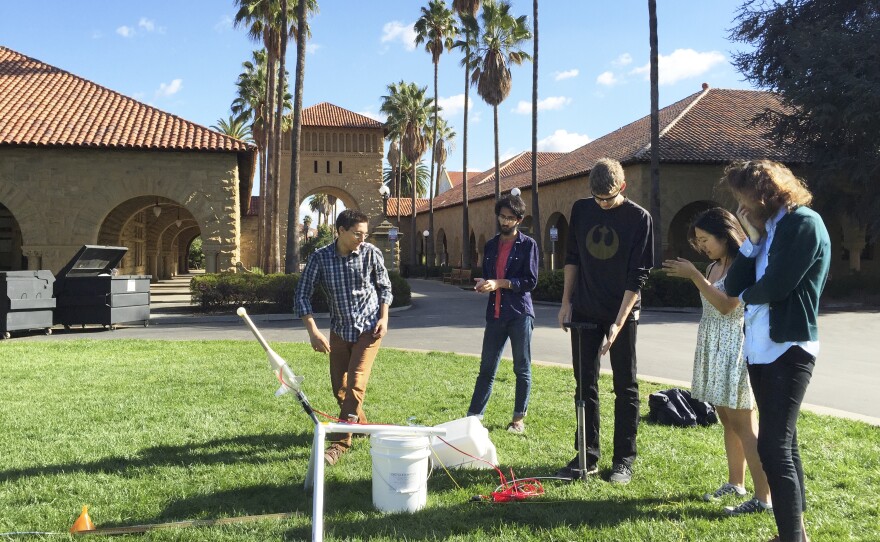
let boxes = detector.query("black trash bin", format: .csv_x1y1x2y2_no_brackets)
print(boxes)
0,270,56,339
53,245,151,330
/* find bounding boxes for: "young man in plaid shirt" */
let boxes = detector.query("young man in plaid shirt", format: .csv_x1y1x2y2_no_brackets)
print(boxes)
295,209,393,465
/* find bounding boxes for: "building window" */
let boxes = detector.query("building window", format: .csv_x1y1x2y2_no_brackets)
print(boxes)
338,161,343,174
326,161,330,173
314,160,318,173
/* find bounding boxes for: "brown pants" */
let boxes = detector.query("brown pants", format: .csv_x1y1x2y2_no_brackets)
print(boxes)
327,331,382,447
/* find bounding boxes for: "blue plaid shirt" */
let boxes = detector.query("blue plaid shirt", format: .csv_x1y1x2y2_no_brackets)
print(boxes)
294,240,393,342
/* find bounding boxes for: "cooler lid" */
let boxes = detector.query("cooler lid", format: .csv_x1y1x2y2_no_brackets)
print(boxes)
55,245,128,279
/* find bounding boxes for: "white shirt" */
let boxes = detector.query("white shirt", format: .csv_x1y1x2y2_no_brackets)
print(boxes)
740,207,820,365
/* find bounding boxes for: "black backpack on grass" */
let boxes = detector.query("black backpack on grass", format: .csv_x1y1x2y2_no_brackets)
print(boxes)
648,388,718,427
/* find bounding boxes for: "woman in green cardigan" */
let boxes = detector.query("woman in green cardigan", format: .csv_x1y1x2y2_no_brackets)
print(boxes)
723,160,831,542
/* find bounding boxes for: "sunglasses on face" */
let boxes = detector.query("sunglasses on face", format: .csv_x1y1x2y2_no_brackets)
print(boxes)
592,188,622,202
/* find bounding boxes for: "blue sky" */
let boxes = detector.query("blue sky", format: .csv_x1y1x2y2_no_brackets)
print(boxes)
2,0,755,192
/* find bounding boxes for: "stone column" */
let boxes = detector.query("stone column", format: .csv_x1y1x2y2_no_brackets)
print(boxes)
840,214,866,272
370,220,402,273
21,248,42,271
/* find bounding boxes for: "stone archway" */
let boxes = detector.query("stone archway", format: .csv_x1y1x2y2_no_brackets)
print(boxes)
435,228,448,266
545,212,569,270
0,201,25,271
668,200,718,261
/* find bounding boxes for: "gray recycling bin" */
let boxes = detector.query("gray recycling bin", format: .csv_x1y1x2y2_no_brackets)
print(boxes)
0,270,56,339
53,245,151,330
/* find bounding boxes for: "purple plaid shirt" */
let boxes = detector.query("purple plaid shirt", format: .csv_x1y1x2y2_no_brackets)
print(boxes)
294,241,393,342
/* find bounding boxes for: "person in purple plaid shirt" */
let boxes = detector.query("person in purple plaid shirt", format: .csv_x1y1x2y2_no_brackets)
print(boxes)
294,209,393,466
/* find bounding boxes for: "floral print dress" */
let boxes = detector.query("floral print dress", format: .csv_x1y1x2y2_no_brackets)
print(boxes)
691,273,754,409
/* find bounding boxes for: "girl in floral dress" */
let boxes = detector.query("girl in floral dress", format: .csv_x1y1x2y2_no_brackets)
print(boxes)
663,207,772,516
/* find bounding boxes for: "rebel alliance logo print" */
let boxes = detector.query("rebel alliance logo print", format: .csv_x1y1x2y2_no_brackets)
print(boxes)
586,225,620,260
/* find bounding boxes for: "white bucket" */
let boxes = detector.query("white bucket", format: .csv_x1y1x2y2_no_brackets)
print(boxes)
429,416,498,470
370,434,431,513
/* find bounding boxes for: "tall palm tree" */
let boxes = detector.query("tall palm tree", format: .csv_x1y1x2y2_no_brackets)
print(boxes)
530,0,543,268
308,193,329,227
649,0,662,265
415,0,457,268
452,1,480,269
285,0,319,273
382,157,430,198
211,114,254,143
302,214,312,239
381,82,434,266
386,138,402,225
382,82,407,226
469,0,531,203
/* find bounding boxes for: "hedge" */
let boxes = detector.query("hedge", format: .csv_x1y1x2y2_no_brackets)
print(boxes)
190,270,411,313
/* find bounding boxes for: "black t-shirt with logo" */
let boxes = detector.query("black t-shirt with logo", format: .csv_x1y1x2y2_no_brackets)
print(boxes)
564,197,654,324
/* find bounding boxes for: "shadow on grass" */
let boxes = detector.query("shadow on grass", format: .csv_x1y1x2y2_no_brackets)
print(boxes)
0,431,311,483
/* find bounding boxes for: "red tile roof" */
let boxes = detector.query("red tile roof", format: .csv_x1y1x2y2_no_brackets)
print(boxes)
302,102,384,129
0,46,252,152
446,170,464,187
404,87,804,215
387,197,430,216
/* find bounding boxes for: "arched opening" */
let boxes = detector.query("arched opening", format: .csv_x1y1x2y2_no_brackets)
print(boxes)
436,228,448,266
668,200,718,261
0,202,25,271
545,212,569,270
97,196,199,280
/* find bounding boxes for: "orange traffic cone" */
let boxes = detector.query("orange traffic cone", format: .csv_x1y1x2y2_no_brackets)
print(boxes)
70,505,96,533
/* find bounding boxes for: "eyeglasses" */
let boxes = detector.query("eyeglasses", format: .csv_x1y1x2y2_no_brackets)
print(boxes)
497,214,520,223
350,231,369,240
591,188,622,203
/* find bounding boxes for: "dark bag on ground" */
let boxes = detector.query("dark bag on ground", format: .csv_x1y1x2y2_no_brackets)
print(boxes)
648,388,718,427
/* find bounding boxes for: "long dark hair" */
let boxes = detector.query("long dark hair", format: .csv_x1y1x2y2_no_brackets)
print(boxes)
688,207,746,259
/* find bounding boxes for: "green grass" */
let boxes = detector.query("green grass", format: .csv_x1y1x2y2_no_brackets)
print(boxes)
0,340,878,541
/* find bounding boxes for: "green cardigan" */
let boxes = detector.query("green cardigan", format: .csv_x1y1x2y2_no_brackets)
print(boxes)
724,206,831,343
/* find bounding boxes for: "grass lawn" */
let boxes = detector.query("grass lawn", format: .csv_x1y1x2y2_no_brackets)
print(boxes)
1,340,878,541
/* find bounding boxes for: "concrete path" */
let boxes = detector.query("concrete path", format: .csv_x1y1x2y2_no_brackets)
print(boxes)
12,278,880,424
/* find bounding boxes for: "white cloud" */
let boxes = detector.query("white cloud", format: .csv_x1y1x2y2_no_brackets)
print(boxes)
381,21,417,51
138,18,155,32
596,71,619,86
307,43,322,54
357,109,383,122
437,94,468,116
537,129,590,152
91,30,102,39
612,53,633,67
156,79,183,98
630,48,726,86
214,15,233,32
513,96,571,114
554,69,579,81
116,25,134,38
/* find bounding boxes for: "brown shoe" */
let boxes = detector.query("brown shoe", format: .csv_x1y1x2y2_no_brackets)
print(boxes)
324,444,348,466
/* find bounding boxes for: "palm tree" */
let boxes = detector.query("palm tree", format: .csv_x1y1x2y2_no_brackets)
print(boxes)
452,1,480,269
380,82,434,266
468,0,531,203
302,214,312,239
285,0,319,274
382,157,430,198
386,138,402,224
649,0,662,265
308,193,329,227
382,82,407,226
530,0,543,268
211,114,254,143
428,116,456,195
327,194,338,226
415,0,457,268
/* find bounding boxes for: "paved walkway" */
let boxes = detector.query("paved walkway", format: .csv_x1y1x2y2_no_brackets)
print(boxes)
14,278,880,424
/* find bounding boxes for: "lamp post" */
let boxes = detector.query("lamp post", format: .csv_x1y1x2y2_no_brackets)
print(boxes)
422,229,430,280
378,184,390,217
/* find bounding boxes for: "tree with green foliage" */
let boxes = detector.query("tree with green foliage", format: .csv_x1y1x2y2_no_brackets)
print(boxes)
731,0,880,239
299,223,334,260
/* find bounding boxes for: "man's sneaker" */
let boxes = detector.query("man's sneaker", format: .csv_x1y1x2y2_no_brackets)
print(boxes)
724,497,772,516
323,443,349,466
506,420,525,434
554,455,598,479
703,482,748,502
609,462,633,484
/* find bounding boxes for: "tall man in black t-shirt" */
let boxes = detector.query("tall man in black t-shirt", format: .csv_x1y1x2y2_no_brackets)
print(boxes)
555,158,654,484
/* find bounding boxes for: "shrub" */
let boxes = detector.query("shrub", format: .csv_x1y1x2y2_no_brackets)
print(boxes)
190,270,411,312
533,269,564,302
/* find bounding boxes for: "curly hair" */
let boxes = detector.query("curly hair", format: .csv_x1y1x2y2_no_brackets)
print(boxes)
721,160,813,213
688,207,746,258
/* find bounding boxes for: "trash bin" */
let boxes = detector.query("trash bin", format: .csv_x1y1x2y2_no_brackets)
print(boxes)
53,245,151,330
0,270,55,339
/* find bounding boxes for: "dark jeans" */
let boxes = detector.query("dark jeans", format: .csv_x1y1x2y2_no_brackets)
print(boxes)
570,317,639,467
468,314,533,419
748,346,815,542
